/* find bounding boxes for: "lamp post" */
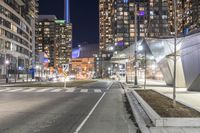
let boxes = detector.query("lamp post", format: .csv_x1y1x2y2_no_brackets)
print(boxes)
138,45,147,89
5,60,10,83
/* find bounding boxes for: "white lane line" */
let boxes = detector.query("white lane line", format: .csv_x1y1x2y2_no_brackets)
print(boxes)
66,88,75,92
36,88,50,92
0,88,12,92
22,88,37,92
51,89,62,92
94,89,102,93
74,92,106,133
107,82,113,90
80,89,88,93
7,88,23,92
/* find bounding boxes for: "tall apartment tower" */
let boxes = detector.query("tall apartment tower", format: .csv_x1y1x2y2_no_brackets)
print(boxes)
36,16,72,68
111,0,130,51
99,0,113,53
0,0,38,78
36,15,57,67
168,0,200,36
55,20,72,67
99,0,147,52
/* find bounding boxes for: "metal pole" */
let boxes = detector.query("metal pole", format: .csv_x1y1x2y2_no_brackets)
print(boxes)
173,0,177,107
144,49,147,90
134,2,138,86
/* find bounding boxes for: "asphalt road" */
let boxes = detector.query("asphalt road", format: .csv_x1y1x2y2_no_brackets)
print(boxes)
0,80,138,133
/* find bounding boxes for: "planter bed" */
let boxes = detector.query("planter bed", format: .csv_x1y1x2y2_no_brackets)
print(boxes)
133,89,200,127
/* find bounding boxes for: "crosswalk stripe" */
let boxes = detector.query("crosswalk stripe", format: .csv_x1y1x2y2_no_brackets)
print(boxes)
0,88,104,93
0,88,12,92
22,88,37,92
51,89,62,92
94,89,102,93
80,89,88,93
7,88,23,92
66,88,75,92
36,88,50,92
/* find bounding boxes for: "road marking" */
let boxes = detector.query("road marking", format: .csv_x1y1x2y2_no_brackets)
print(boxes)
22,88,37,92
94,89,102,93
80,89,88,93
36,88,50,92
74,92,106,133
7,88,23,92
51,89,62,92
0,88,12,92
66,88,75,92
107,82,113,90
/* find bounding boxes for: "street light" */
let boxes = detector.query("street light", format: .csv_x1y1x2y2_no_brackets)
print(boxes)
5,60,9,65
5,60,10,83
138,45,147,90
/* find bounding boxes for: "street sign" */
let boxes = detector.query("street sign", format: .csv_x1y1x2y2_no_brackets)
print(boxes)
62,64,69,72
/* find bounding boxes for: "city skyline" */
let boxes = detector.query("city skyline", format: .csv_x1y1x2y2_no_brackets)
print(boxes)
1,1,200,133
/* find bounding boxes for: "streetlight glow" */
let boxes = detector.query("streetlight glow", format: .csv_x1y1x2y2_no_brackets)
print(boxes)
138,45,143,51
5,60,10,65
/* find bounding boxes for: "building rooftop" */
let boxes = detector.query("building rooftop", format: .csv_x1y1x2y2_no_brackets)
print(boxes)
38,15,57,21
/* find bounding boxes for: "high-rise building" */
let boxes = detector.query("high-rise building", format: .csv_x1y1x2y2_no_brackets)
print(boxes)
36,16,72,68
99,0,113,53
147,0,200,38
111,0,130,51
55,20,72,67
99,0,147,52
0,0,38,79
36,15,57,67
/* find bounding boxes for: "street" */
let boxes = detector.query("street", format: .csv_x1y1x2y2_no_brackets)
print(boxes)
0,80,137,133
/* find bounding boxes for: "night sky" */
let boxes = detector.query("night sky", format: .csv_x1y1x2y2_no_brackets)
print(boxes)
39,0,99,47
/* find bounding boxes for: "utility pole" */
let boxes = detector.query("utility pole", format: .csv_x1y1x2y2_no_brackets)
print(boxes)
173,0,177,107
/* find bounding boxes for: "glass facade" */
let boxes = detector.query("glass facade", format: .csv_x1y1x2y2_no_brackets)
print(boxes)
0,0,38,77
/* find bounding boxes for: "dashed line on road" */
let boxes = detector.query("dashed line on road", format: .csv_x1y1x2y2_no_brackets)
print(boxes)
66,88,75,92
0,88,12,92
22,88,37,92
80,89,88,93
36,88,50,92
51,89,62,92
94,89,102,93
7,88,23,92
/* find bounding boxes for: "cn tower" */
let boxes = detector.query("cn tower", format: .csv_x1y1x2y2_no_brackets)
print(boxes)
64,0,70,23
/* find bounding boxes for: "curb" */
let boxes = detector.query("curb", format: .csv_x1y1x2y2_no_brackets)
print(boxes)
120,83,151,133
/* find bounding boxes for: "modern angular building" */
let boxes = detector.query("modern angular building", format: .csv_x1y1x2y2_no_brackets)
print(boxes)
36,15,72,68
0,0,38,79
